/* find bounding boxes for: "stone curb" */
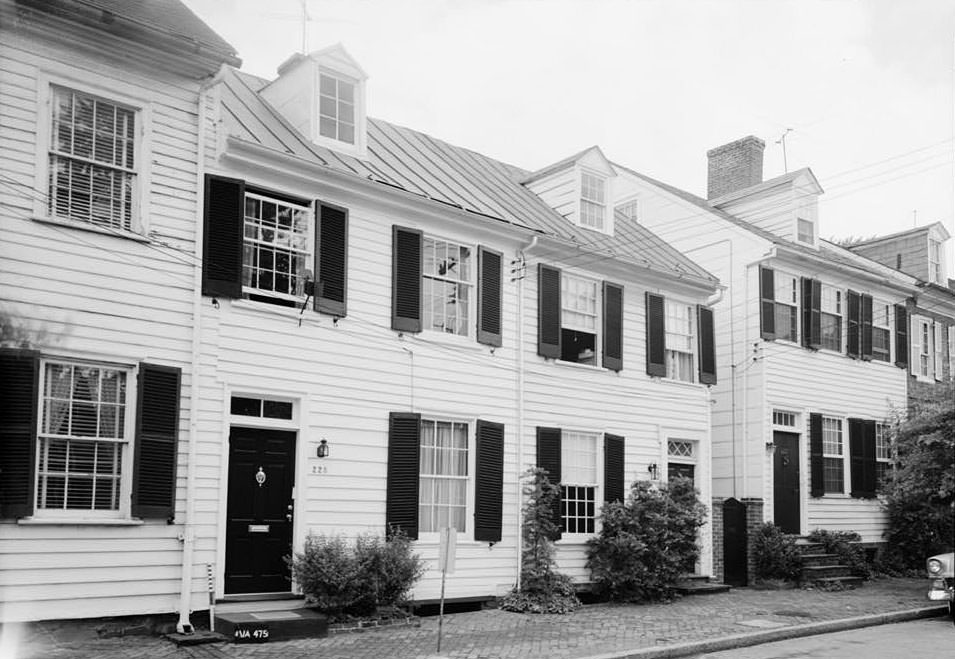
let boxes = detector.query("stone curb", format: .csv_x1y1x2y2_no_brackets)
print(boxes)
575,606,949,659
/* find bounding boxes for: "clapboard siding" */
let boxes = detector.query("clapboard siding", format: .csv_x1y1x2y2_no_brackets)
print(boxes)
0,24,204,621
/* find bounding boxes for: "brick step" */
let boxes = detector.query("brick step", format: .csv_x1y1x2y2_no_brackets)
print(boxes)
800,565,855,580
214,608,328,643
674,578,732,596
802,575,865,589
799,553,841,567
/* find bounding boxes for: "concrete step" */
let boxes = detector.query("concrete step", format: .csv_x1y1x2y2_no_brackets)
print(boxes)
802,575,865,589
214,608,328,643
799,552,841,567
801,565,855,580
674,579,732,596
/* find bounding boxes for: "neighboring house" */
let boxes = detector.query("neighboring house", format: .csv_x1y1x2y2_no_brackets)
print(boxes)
633,136,917,584
196,44,721,607
0,0,239,627
848,223,955,404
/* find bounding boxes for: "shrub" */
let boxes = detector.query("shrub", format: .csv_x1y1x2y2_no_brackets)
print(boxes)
499,468,581,614
751,523,801,582
289,530,424,619
806,529,870,579
585,477,707,603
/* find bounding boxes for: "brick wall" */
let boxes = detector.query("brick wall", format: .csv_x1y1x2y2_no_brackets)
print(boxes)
711,497,725,583
706,136,765,199
742,498,764,586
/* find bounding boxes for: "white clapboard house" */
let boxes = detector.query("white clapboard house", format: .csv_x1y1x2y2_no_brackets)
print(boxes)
634,136,918,580
0,2,721,627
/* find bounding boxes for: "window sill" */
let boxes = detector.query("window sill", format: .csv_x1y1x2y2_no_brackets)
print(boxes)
554,359,604,371
231,297,310,319
34,214,149,243
18,517,145,526
414,330,489,353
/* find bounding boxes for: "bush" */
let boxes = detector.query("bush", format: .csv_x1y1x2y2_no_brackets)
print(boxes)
751,523,801,582
499,468,581,614
289,530,424,619
585,477,707,603
806,529,870,579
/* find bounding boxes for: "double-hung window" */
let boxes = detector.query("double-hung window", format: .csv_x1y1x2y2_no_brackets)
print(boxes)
580,172,607,231
875,422,891,485
797,218,814,244
319,73,356,145
560,273,599,363
774,273,799,342
36,361,131,516
919,318,932,378
820,286,842,351
418,419,468,533
871,302,892,363
423,237,473,336
665,301,695,382
615,198,639,222
822,416,844,494
929,239,942,284
561,431,598,534
242,192,313,304
48,86,137,231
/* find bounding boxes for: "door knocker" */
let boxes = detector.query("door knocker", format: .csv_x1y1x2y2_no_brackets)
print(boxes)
255,467,267,487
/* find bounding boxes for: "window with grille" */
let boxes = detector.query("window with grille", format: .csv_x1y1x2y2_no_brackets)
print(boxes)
418,419,468,533
48,87,137,231
665,301,695,382
36,361,130,515
580,171,607,231
875,422,891,485
668,440,694,458
872,303,891,362
773,410,797,427
560,273,599,364
615,199,639,221
822,416,844,493
561,431,598,534
774,274,798,342
319,73,356,144
423,237,473,336
820,286,842,351
929,239,942,284
242,192,313,303
797,218,814,244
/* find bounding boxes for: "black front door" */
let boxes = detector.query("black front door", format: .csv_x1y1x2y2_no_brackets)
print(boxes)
225,427,296,594
722,498,748,586
773,431,800,534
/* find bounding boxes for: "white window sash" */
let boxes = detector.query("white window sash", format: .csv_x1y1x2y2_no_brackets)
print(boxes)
910,316,923,378
949,325,955,380
934,322,944,381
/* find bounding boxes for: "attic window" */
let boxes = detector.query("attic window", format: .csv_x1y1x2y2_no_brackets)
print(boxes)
319,72,356,145
929,239,942,283
615,199,639,221
580,172,607,231
797,218,814,244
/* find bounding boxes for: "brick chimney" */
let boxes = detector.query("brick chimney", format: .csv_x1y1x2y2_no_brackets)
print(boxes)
707,135,765,199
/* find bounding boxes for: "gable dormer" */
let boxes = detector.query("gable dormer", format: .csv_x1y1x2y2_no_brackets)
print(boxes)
523,146,617,236
848,222,952,285
261,44,368,158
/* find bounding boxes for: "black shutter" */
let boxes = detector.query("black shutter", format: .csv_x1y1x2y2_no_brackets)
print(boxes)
646,292,666,377
894,304,908,369
0,349,39,518
809,412,824,497
860,294,873,360
392,226,422,332
386,412,421,539
846,290,861,358
536,427,562,540
477,247,503,347
538,264,561,359
759,267,776,340
202,175,245,298
132,363,181,519
801,278,821,349
697,305,717,385
863,420,877,496
602,281,623,371
848,418,865,497
474,420,504,542
603,433,625,504
315,203,348,317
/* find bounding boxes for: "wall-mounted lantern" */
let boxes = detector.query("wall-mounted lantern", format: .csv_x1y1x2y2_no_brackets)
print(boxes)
317,439,329,458
765,441,776,455
647,462,658,480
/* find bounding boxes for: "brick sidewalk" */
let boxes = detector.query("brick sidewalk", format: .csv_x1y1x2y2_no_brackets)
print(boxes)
3,578,942,659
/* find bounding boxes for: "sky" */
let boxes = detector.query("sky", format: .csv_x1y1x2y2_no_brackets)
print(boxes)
183,0,955,245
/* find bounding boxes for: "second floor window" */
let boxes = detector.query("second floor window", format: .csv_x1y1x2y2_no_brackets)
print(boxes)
319,73,356,144
243,193,313,303
561,274,598,364
665,301,695,382
423,237,473,336
580,172,607,230
774,273,798,342
820,286,842,351
49,87,137,231
872,302,891,362
822,416,844,494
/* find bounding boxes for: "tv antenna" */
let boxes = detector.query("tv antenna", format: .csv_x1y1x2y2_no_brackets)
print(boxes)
776,128,793,173
260,1,356,54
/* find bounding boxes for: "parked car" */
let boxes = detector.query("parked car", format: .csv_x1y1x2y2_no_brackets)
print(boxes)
926,552,954,624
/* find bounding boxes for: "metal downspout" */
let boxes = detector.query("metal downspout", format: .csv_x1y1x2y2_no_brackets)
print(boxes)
177,80,211,634
515,235,538,589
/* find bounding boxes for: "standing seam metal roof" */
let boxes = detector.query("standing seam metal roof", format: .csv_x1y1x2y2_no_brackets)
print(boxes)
219,68,717,284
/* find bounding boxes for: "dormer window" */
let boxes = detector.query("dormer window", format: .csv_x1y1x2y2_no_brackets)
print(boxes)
580,171,607,231
929,238,942,283
797,217,814,244
615,198,639,222
319,72,356,145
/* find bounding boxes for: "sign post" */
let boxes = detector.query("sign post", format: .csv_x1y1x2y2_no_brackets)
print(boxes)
436,526,456,654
